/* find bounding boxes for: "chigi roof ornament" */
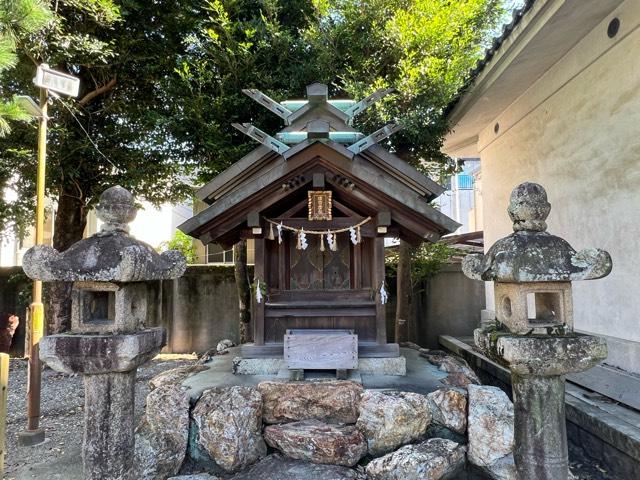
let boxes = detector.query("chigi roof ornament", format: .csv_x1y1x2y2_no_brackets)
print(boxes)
236,83,400,155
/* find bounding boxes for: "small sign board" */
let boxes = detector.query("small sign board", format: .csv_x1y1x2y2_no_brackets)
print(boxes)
34,64,80,97
284,329,357,370
308,190,332,221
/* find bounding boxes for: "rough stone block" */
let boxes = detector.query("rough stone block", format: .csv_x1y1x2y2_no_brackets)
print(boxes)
356,390,432,457
264,419,367,466
149,364,209,390
190,386,266,473
258,380,362,424
365,438,466,480
231,453,365,480
427,387,467,435
467,385,514,467
134,384,191,480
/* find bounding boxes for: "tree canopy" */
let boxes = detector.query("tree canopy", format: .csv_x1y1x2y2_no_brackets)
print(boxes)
1,0,508,242
0,0,202,247
174,0,505,183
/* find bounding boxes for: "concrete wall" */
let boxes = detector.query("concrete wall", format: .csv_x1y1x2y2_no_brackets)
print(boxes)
153,265,244,354
386,263,485,348
471,1,640,373
412,263,485,349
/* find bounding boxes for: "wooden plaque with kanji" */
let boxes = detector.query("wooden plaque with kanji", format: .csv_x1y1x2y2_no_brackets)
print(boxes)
308,191,332,221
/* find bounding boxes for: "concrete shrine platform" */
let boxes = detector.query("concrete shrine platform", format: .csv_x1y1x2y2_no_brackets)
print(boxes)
181,347,448,402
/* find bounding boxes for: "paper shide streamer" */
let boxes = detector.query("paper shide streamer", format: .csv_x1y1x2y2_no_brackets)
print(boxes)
263,216,371,252
255,279,263,304
379,281,388,305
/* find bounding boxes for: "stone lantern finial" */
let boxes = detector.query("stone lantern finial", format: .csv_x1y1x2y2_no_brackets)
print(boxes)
462,182,611,284
507,181,550,232
96,185,137,233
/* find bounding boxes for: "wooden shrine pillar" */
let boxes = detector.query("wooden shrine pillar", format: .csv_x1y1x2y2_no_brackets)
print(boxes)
253,237,266,345
373,236,387,345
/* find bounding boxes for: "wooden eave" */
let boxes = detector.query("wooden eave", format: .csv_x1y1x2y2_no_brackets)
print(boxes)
196,137,444,205
361,145,445,200
179,142,459,245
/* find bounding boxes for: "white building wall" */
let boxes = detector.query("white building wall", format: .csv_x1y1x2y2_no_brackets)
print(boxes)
475,1,640,373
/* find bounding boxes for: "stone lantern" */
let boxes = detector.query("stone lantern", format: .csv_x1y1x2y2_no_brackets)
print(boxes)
462,182,611,480
22,186,186,480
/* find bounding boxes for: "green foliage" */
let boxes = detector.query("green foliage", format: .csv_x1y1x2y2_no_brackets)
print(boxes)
386,241,456,282
0,0,201,240
160,230,197,264
0,0,53,134
7,271,31,312
305,0,505,170
170,0,332,182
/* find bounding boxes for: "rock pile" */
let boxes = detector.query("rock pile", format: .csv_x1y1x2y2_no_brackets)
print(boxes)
135,351,516,479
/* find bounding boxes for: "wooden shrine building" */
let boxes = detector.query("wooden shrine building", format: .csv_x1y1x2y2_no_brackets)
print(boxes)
179,83,459,360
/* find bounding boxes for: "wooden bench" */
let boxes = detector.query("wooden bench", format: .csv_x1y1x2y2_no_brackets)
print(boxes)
284,329,358,380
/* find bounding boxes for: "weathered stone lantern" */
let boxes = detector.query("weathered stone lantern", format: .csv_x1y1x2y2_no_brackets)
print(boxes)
22,186,186,480
463,182,611,480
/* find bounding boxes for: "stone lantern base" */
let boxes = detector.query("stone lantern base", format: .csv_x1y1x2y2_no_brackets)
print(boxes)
475,328,607,479
40,328,166,480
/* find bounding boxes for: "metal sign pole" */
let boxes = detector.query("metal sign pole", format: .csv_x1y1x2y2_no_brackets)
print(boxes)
18,87,48,446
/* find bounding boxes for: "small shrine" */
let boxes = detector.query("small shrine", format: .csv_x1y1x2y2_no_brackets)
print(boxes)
179,83,458,362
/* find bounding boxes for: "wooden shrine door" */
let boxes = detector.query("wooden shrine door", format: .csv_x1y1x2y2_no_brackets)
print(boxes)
289,233,350,290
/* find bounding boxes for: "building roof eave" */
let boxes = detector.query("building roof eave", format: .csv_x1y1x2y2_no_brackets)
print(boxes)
444,0,623,154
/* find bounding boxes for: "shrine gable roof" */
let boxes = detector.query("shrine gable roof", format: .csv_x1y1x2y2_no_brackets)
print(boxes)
180,141,459,247
180,83,459,247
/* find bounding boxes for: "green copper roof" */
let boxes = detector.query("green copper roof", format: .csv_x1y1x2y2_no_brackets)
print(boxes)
276,131,364,144
281,99,356,113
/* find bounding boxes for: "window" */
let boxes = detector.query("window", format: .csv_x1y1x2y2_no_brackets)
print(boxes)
206,239,255,264
457,174,474,190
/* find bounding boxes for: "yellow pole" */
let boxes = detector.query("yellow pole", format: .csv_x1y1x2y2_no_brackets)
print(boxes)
0,353,9,476
19,87,47,446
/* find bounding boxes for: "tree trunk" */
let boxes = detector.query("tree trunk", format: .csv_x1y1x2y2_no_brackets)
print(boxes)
46,188,88,334
395,240,413,344
234,239,252,343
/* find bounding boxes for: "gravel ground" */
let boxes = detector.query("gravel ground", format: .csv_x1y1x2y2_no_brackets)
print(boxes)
2,354,615,480
4,354,196,479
